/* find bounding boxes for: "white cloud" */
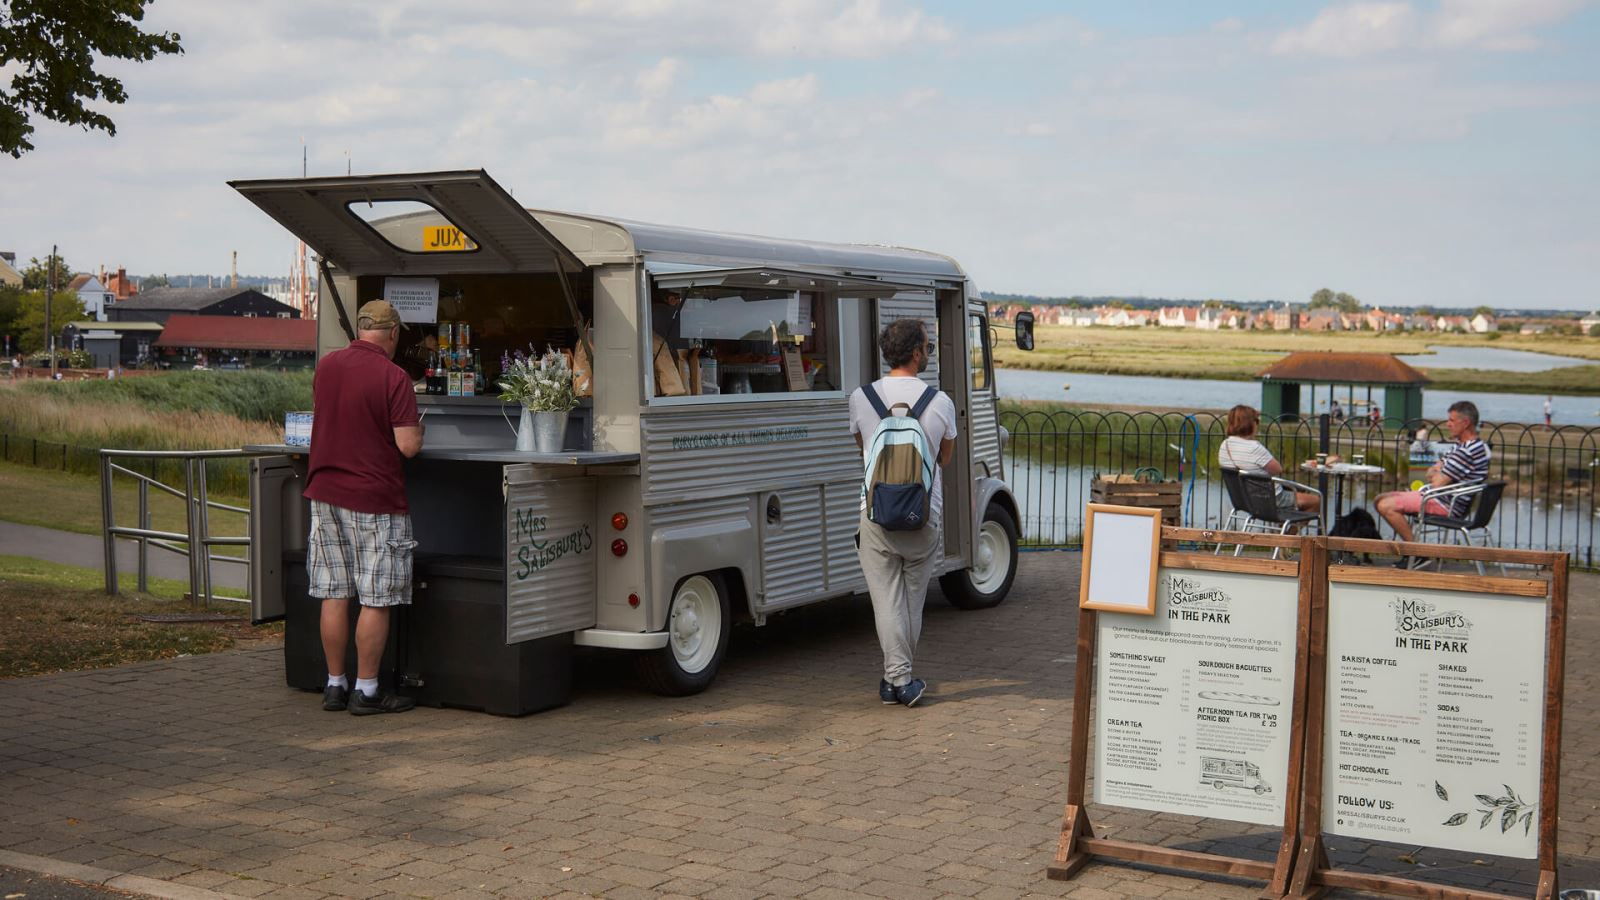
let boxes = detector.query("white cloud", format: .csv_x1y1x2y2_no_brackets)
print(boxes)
754,0,953,58
637,58,683,97
1272,0,1593,57
1271,3,1419,57
1427,0,1591,50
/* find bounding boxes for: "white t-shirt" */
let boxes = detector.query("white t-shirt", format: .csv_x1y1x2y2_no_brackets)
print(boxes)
1218,436,1275,476
849,376,958,522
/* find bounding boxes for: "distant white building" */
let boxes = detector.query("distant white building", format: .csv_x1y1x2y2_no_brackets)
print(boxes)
68,274,114,321
1579,311,1600,334
1470,313,1497,333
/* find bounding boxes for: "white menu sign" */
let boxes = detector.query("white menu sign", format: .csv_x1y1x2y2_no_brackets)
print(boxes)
1323,582,1546,858
383,277,440,324
1094,567,1299,826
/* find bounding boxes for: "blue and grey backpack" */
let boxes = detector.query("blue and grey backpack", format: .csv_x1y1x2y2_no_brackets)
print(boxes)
861,383,938,531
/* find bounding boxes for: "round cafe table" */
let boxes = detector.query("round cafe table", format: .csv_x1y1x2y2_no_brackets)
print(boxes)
1300,461,1387,525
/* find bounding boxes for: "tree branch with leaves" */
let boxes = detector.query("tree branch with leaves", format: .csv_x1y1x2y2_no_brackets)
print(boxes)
0,0,182,158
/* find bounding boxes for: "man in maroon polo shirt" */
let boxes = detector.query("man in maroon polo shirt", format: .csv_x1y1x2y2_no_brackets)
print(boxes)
305,300,425,715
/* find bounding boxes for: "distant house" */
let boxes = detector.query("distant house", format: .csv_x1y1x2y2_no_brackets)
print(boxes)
1270,305,1299,330
1302,310,1344,332
1061,308,1097,327
1520,323,1549,335
1406,314,1437,332
0,251,20,288
1157,306,1198,328
103,266,138,302
68,274,115,321
1578,311,1600,334
1470,313,1497,333
1436,315,1471,333
107,286,300,326
153,315,316,369
59,320,167,368
1196,308,1240,330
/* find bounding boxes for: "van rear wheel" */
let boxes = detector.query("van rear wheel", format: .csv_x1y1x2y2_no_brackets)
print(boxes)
940,504,1019,610
636,572,731,696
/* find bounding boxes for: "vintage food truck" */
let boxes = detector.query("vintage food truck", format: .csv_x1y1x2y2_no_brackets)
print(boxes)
237,169,1025,712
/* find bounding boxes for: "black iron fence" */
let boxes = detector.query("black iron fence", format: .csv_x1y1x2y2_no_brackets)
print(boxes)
999,410,1599,568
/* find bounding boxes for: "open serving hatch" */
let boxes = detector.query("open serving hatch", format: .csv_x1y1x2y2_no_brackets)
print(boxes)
228,169,584,278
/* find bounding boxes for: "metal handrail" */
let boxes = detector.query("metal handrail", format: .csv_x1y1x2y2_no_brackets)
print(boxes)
100,448,282,606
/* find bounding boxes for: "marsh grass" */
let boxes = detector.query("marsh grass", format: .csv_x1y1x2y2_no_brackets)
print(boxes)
0,373,304,492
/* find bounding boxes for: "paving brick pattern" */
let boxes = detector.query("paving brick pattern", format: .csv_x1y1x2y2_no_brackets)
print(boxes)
2,553,1597,898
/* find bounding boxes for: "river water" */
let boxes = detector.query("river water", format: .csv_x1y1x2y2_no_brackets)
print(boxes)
995,368,1599,426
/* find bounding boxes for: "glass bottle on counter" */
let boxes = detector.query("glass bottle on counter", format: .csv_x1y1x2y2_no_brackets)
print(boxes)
424,351,440,395
447,349,463,397
472,350,486,395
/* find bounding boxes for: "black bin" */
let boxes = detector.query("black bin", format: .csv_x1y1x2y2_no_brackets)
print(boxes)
282,551,406,693
407,555,572,717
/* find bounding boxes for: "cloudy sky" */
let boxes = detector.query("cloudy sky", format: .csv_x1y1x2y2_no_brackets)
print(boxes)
3,0,1597,309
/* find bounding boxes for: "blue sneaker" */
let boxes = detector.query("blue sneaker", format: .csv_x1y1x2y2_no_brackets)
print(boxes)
895,678,927,707
879,679,897,704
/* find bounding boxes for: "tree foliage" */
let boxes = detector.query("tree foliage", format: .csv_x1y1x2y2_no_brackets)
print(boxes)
1308,288,1362,313
0,0,183,158
0,285,86,353
20,253,74,291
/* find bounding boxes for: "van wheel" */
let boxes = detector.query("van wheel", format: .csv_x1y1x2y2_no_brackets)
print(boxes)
636,573,731,696
940,504,1019,610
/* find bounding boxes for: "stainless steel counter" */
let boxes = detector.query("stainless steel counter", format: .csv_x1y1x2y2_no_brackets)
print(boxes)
243,444,638,466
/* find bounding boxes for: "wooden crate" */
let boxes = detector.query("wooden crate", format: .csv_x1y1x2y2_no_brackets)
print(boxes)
1090,474,1182,524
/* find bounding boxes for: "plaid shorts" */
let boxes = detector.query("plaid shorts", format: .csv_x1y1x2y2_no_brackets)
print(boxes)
307,501,416,607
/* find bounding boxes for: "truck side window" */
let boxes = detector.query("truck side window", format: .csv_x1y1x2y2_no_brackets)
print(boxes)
650,287,835,397
968,313,991,391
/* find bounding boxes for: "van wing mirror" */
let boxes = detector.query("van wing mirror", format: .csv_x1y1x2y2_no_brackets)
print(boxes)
1014,311,1035,351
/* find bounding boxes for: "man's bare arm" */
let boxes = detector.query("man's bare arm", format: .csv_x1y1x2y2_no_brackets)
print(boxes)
394,424,424,458
939,436,955,467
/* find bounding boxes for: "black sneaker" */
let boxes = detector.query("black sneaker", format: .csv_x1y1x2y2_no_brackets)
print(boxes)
348,689,415,716
895,678,927,707
322,684,348,712
879,680,897,704
1392,556,1411,570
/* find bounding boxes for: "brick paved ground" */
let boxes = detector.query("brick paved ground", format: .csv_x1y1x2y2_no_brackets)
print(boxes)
1,553,1597,899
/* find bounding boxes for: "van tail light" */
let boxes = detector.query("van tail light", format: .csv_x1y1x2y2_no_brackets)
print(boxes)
611,538,628,557
611,512,628,531
628,593,640,608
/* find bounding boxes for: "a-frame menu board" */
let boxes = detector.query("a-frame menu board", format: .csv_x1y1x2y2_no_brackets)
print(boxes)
1287,537,1569,900
1050,526,1314,896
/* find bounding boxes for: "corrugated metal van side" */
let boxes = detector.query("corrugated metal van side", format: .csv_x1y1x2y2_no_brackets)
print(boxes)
759,487,825,610
640,400,859,504
824,482,866,593
969,393,1001,478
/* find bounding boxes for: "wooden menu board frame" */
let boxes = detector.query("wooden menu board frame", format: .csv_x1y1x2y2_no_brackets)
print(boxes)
1050,526,1315,897
1286,536,1569,900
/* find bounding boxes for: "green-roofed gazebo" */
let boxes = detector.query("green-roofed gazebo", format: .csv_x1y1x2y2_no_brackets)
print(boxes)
1257,351,1429,425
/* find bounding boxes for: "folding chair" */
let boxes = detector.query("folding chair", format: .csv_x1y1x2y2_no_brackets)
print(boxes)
1239,472,1324,559
1215,468,1262,555
1412,480,1506,575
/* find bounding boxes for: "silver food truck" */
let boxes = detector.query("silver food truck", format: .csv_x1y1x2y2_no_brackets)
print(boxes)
237,169,1028,714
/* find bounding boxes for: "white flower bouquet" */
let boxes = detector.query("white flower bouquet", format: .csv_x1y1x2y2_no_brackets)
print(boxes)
498,346,578,412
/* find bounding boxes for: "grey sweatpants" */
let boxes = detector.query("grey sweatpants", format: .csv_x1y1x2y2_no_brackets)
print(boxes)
858,510,943,687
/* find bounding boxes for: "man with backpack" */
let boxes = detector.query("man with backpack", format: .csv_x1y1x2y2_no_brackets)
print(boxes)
849,318,957,707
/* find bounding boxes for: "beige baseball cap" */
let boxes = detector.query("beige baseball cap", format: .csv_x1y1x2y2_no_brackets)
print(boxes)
357,300,404,331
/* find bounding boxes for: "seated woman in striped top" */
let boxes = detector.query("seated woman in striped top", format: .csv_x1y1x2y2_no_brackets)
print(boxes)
1218,404,1320,514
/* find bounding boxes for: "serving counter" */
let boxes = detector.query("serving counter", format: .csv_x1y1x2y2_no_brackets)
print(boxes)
247,398,639,716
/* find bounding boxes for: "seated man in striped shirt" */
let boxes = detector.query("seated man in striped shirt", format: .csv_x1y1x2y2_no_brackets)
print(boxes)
1376,400,1491,544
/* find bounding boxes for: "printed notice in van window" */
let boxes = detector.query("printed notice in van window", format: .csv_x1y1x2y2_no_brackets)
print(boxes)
1092,568,1299,827
1322,583,1545,858
384,277,440,324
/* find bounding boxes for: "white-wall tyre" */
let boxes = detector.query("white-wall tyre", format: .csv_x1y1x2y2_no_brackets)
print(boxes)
636,572,732,696
940,504,1019,610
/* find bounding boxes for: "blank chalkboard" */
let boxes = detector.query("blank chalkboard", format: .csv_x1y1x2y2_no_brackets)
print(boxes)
1079,503,1161,614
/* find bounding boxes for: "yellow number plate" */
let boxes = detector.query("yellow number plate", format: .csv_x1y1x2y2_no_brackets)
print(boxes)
421,225,477,252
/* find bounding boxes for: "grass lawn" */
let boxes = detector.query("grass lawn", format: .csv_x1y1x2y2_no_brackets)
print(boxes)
0,458,248,538
0,555,280,679
992,326,1600,395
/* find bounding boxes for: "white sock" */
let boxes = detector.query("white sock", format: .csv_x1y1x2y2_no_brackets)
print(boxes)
327,674,348,689
355,677,379,698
